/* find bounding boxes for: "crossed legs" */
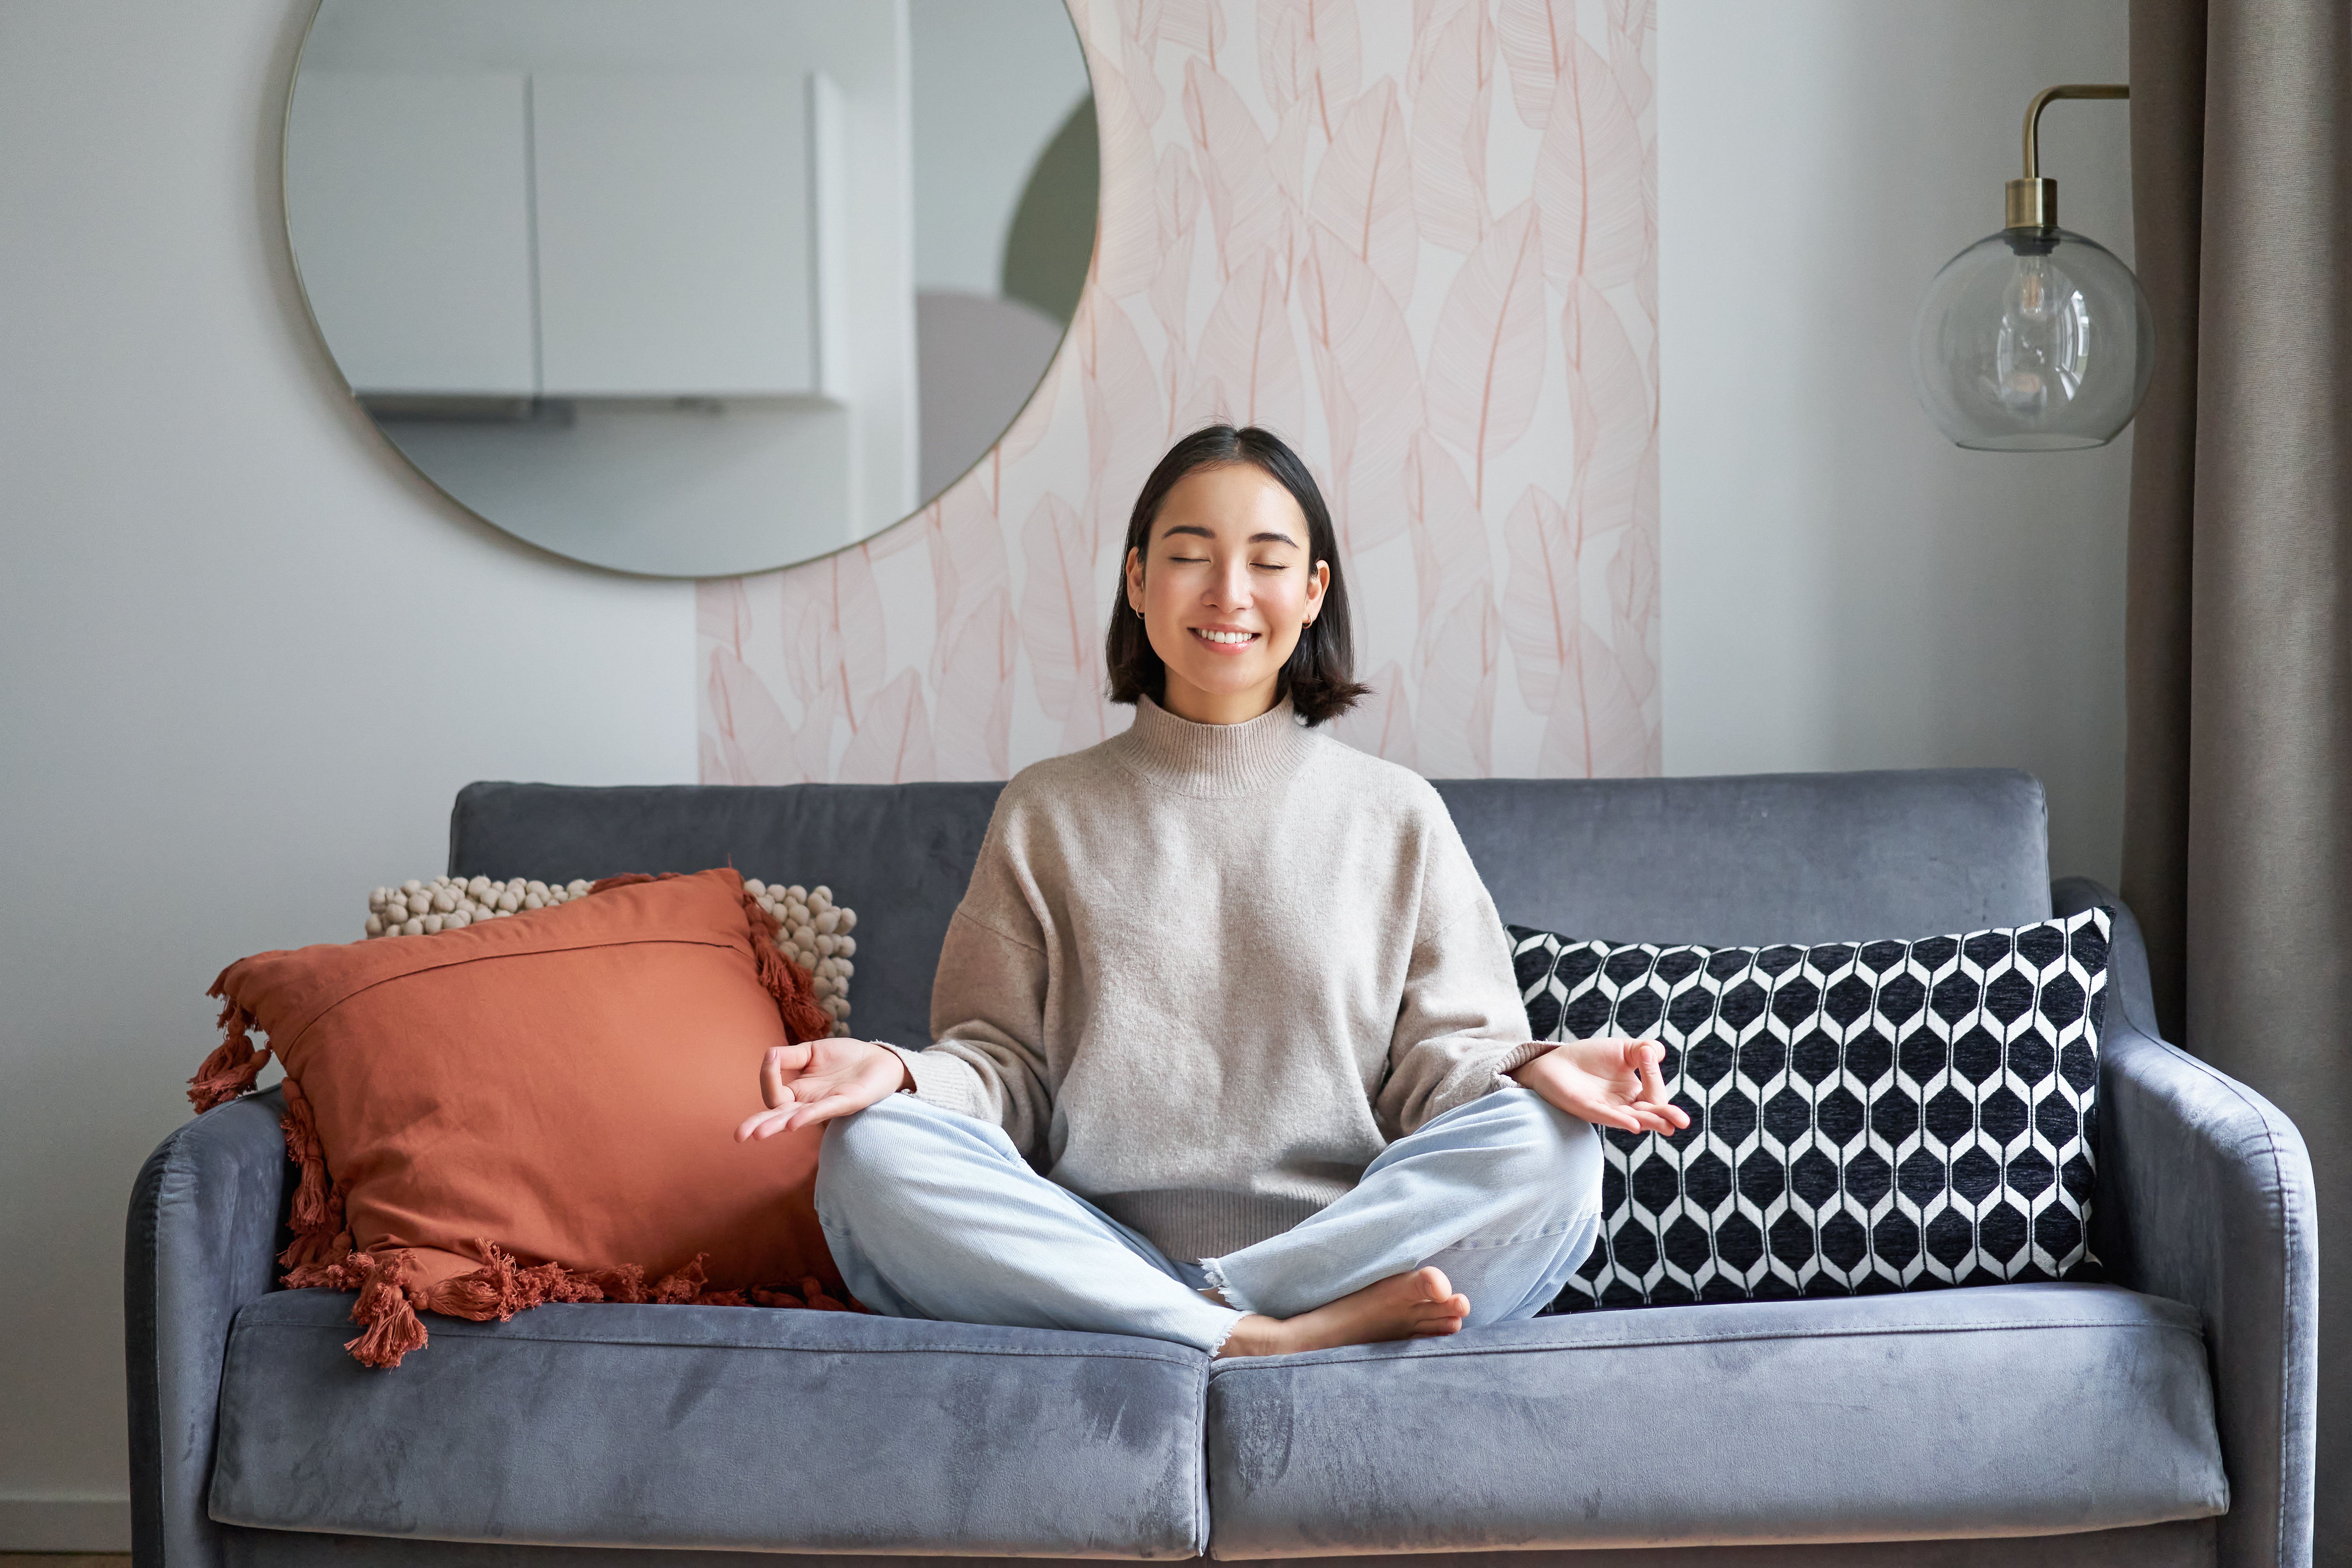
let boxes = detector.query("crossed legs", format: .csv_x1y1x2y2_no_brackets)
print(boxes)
815,1087,1603,1356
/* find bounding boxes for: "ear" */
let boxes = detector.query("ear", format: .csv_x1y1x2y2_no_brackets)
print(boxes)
1125,546,1146,613
1304,559,1330,623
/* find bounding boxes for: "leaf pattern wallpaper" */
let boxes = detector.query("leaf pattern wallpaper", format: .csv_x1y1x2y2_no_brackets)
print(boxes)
698,0,1658,785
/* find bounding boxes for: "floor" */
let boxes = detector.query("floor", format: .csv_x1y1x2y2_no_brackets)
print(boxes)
0,1557,131,1568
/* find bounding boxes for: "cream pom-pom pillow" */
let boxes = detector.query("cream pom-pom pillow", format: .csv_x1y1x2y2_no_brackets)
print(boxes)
365,875,857,1035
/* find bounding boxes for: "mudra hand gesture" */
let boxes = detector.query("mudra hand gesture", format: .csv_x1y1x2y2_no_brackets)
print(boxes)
1509,1037,1690,1135
734,1037,909,1142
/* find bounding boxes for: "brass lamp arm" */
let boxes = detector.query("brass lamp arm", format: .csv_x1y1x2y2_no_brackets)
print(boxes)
2006,83,2129,231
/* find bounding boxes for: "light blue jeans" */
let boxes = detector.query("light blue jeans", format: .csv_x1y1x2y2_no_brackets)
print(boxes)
815,1086,1605,1352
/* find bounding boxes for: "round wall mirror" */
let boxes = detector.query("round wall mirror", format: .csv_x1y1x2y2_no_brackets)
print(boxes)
285,0,1097,577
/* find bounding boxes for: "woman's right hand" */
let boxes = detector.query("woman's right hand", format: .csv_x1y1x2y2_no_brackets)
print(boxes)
734,1037,911,1142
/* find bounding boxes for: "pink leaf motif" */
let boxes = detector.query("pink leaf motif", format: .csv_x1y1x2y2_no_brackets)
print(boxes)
1563,279,1648,539
1495,0,1571,127
705,645,808,785
1020,492,1114,753
1407,0,1495,255
1184,57,1290,283
1533,37,1643,291
1498,483,1575,718
1151,147,1203,351
1417,590,1502,777
1160,0,1228,69
1310,77,1416,311
1329,659,1420,769
933,587,1019,780
1270,97,1316,219
838,669,938,784
1300,227,1422,558
1074,291,1164,517
774,546,886,724
1541,623,1647,779
1197,253,1306,441
1607,500,1660,709
1091,60,1163,301
1402,430,1490,651
926,481,1010,681
697,578,753,659
1259,0,1362,143
1120,14,1165,127
1608,0,1656,120
1425,200,1545,506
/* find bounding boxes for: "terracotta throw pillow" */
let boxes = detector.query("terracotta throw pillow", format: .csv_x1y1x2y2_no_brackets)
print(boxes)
360,875,860,1034
190,869,849,1369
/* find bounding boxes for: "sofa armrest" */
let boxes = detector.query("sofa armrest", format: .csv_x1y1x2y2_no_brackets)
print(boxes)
2054,878,2318,1568
125,1090,292,1568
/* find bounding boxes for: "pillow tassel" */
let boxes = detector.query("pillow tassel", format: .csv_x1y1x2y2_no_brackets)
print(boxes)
739,887,833,1045
276,1080,355,1270
345,1251,432,1369
189,983,271,1113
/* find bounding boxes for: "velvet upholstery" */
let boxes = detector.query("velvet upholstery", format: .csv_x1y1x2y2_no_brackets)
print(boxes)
2058,879,2320,1567
1204,1285,2224,1556
219,1523,2220,1568
123,771,2313,1568
127,1091,294,1568
1427,770,2054,945
208,1293,1207,1557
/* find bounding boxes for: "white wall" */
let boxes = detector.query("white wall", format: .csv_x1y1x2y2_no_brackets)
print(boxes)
0,0,696,1545
0,0,2134,1544
1658,0,2134,887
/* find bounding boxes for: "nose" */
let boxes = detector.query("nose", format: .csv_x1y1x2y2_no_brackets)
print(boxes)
1207,554,1251,609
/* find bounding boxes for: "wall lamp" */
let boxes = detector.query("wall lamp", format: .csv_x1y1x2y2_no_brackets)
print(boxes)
1912,85,2153,451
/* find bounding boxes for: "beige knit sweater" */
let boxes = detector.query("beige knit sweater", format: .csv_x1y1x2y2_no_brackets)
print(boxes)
887,694,1546,1262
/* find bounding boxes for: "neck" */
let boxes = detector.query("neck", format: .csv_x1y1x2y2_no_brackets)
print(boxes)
1158,673,1282,726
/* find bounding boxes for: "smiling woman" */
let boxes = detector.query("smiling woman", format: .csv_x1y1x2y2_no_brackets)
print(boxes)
1107,425,1368,728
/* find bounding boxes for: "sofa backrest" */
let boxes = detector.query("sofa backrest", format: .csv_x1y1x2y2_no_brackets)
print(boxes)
450,768,2050,1052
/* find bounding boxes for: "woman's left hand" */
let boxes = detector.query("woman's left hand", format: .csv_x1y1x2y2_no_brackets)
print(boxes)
1509,1039,1691,1136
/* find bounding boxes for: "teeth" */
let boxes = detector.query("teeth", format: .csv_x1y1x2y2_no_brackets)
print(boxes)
1195,629,1255,644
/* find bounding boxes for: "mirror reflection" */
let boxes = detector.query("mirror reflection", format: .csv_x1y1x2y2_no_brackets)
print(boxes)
286,0,1096,577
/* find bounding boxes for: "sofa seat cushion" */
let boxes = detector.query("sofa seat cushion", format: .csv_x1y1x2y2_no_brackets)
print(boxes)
211,1292,1207,1558
1203,1283,2225,1557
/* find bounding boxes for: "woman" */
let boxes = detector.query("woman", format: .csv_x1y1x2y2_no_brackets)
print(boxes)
738,425,1686,1358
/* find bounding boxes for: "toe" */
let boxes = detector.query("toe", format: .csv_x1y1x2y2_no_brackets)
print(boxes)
1412,1265,1454,1303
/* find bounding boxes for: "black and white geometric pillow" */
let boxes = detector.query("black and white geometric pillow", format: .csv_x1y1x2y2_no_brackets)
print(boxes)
1512,908,2109,1311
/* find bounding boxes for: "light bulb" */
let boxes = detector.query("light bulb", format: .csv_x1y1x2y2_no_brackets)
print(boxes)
1911,227,2151,451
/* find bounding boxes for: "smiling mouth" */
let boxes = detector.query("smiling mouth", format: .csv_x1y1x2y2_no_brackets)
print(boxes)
1190,628,1260,647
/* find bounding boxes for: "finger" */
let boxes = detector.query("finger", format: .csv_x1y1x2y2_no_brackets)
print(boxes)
1636,1047,1671,1105
1630,1098,1690,1134
735,1106,798,1143
759,1054,789,1110
1597,1104,1648,1134
781,1091,874,1133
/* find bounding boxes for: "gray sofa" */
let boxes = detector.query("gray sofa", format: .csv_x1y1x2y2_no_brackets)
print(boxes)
127,770,2318,1568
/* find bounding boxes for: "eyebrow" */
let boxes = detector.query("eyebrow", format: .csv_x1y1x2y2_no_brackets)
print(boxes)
1161,524,1300,546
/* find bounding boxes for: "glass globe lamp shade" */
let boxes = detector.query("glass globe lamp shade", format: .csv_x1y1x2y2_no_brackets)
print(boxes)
1911,226,2154,451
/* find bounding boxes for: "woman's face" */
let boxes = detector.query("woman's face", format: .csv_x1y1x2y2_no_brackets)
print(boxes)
1126,462,1329,726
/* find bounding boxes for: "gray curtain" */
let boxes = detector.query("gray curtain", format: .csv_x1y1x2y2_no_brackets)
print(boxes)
2122,0,2351,1558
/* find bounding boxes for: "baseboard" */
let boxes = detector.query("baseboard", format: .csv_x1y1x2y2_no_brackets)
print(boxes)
0,1498,133,1552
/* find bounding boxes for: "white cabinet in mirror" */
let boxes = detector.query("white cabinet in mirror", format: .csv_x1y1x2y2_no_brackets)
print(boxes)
285,0,1095,578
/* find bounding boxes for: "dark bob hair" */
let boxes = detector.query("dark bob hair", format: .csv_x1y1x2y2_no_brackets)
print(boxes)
1105,424,1370,725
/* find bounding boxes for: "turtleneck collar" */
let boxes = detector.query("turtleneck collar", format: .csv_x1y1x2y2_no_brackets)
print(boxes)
1116,693,1318,798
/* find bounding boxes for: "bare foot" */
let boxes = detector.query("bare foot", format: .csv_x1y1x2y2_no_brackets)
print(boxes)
1212,1266,1471,1359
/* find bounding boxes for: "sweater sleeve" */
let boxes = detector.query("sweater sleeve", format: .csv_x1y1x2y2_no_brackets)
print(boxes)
887,824,1056,1163
1373,808,1553,1135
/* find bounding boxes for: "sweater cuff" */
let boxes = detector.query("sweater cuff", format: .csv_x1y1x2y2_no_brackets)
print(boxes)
1418,1038,1559,1125
886,1043,987,1118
